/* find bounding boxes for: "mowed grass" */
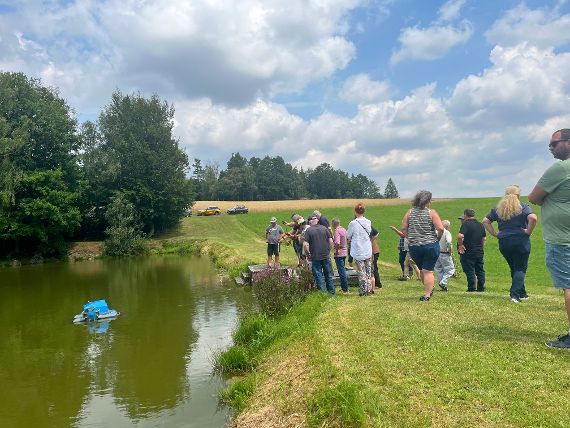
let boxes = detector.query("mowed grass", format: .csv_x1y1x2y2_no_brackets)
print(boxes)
175,198,570,427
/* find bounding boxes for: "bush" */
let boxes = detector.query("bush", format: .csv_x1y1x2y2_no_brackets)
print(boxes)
252,267,312,317
103,194,146,256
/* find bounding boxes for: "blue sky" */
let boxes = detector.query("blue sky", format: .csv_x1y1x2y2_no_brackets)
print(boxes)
1,0,570,197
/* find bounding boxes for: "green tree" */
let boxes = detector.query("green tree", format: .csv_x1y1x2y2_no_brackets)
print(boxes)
350,174,382,198
103,193,146,256
384,178,400,199
0,72,81,256
82,92,194,234
306,163,351,199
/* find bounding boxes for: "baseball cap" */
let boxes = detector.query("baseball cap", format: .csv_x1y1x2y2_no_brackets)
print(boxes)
297,217,306,225
309,215,318,222
312,210,320,217
270,216,277,222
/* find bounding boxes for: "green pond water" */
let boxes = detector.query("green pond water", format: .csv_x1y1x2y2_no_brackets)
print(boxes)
0,256,255,427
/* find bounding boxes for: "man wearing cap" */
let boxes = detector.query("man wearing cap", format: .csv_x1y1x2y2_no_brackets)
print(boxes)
528,128,570,349
303,216,335,295
265,217,285,268
457,209,486,292
312,210,330,228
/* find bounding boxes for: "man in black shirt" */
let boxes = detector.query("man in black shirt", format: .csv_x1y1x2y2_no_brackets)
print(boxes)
458,208,487,292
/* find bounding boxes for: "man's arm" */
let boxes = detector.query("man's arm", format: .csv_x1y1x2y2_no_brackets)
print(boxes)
457,233,465,254
528,185,549,206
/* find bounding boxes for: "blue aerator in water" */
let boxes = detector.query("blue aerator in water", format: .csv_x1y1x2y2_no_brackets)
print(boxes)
73,299,120,324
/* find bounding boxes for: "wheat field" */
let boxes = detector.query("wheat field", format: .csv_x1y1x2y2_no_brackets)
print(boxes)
194,198,453,212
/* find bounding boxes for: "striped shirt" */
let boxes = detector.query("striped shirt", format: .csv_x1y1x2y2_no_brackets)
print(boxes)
407,207,438,246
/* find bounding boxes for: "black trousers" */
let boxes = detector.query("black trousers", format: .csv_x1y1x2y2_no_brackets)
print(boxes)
460,254,485,291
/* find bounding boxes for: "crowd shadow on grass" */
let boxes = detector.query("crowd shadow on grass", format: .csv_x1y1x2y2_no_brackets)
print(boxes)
455,323,544,344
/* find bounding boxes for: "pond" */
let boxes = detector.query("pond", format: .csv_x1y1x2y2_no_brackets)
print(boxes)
0,256,255,427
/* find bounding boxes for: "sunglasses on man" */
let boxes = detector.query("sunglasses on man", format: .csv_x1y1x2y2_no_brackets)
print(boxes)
549,139,569,147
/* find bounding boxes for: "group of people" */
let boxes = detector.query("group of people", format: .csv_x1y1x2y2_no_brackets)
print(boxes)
265,207,382,297
264,128,570,349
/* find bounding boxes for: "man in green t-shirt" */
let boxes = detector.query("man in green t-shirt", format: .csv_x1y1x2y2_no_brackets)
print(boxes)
529,128,570,349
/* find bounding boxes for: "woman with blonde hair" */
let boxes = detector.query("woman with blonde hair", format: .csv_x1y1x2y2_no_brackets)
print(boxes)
483,185,538,303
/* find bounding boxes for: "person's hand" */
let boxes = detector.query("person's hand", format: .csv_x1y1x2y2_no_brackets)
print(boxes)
522,228,531,236
458,244,466,254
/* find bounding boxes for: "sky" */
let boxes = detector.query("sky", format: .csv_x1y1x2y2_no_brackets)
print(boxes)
1,0,570,197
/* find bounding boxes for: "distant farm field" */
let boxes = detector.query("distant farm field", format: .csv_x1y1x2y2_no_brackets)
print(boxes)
194,198,451,212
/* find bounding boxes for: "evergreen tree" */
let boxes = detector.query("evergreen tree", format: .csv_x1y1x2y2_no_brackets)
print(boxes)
384,178,400,199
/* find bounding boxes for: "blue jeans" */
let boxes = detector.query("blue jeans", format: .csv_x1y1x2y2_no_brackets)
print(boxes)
545,242,570,289
460,254,485,291
312,258,335,295
334,256,349,292
499,235,530,299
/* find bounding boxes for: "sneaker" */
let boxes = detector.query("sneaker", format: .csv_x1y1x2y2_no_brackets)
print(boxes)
398,276,408,281
342,290,350,295
439,283,448,292
419,295,430,301
510,297,521,303
466,289,476,293
545,334,570,349
520,295,530,300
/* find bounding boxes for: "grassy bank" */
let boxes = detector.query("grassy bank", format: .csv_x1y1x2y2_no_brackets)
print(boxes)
164,198,570,426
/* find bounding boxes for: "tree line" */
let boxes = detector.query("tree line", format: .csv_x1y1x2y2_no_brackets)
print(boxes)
0,71,399,258
191,154,399,201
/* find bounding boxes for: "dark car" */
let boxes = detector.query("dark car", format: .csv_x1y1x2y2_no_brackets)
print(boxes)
227,205,249,215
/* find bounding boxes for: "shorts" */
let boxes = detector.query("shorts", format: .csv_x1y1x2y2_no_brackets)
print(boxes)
408,241,440,271
267,243,280,257
545,242,570,289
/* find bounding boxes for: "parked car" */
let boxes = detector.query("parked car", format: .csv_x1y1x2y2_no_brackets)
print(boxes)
227,205,249,215
196,206,222,216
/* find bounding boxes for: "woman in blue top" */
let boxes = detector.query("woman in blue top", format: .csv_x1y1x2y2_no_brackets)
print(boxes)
482,185,538,303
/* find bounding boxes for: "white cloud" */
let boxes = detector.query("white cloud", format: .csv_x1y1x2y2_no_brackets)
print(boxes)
172,42,570,197
390,21,473,64
391,0,472,65
390,0,473,65
486,3,570,48
447,43,570,129
339,73,393,104
0,0,364,108
438,0,467,22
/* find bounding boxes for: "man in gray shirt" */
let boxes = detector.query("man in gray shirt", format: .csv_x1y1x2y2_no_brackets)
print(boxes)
265,217,285,268
529,128,570,349
303,216,334,295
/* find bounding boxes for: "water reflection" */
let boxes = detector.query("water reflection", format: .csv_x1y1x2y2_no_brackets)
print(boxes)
0,256,254,427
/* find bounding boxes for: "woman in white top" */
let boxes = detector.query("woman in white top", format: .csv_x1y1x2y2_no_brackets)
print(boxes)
347,202,373,296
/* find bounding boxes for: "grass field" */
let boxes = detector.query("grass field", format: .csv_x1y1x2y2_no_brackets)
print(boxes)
168,198,570,427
